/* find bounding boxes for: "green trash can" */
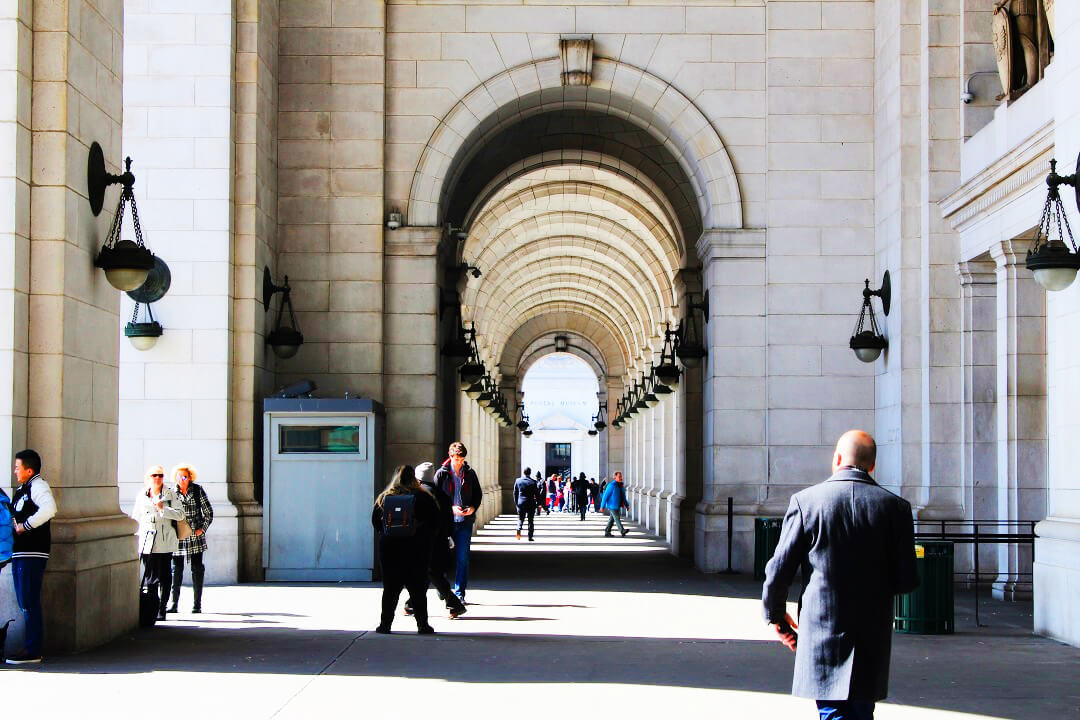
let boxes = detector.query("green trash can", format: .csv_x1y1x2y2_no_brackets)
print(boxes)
894,541,954,634
753,517,783,581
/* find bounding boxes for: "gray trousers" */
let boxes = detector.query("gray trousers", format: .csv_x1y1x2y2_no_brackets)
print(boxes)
605,509,626,534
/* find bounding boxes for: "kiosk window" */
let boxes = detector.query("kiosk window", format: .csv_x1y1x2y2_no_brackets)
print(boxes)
280,425,361,454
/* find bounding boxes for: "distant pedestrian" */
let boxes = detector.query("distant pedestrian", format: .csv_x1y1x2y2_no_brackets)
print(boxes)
372,465,438,634
600,471,630,537
514,467,539,541
169,463,213,614
762,430,920,720
132,465,185,622
589,478,600,512
434,442,483,604
406,462,467,619
536,471,549,515
572,472,589,521
8,449,57,664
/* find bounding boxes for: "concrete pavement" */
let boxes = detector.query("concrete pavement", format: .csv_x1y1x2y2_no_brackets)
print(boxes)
0,512,1077,719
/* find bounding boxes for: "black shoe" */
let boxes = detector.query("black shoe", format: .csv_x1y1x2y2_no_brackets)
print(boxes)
417,625,436,635
449,604,467,618
604,532,613,537
5,654,42,665
167,603,178,613
375,626,391,634
528,537,534,541
621,529,629,536
157,610,167,621
191,607,201,614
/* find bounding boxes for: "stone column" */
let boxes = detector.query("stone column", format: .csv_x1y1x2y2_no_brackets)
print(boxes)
384,227,440,470
658,389,676,541
648,396,663,532
989,239,1047,599
695,229,766,572
25,0,139,652
956,259,998,583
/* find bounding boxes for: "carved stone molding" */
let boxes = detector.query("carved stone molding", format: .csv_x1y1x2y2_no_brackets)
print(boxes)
560,36,593,86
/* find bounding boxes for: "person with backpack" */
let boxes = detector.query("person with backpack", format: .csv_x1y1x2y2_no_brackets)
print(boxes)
434,442,483,604
514,466,539,541
8,449,58,664
371,464,439,634
404,462,467,619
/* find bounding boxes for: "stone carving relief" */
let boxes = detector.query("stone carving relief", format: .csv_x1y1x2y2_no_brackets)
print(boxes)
1044,0,1054,41
560,37,593,86
993,0,1053,100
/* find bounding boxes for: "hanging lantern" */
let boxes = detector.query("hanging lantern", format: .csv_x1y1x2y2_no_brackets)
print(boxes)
123,256,172,351
849,271,891,363
1026,156,1080,291
88,144,155,291
676,292,709,368
263,267,304,359
655,324,682,388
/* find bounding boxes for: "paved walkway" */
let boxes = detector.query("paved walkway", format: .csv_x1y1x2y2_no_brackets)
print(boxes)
1,512,1078,719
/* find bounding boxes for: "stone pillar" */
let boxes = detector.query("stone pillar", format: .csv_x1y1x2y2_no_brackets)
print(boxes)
648,395,663,532
384,227,440,470
659,389,676,541
956,259,998,583
989,239,1047,599
24,0,139,652
695,229,766,572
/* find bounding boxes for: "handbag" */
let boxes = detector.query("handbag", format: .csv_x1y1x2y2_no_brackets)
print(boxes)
175,517,193,541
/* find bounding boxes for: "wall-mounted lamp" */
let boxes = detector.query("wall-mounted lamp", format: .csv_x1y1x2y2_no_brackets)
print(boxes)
263,267,304,359
676,292,709,368
386,210,402,230
554,335,569,353
655,324,682,389
961,70,1002,104
124,256,172,351
1026,155,1080,291
612,398,624,429
516,393,531,433
459,263,482,279
88,143,155,291
588,400,607,436
849,271,891,363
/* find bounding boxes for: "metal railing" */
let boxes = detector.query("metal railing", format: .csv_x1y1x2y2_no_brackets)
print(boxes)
913,520,1038,627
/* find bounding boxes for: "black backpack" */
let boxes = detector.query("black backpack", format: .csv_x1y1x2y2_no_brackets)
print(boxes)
382,494,417,537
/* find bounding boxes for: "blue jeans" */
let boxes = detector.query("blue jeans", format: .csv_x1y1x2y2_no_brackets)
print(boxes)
817,701,875,720
450,520,474,600
12,557,47,657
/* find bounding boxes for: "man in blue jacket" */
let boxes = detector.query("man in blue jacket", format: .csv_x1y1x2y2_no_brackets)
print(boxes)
513,467,539,541
600,471,630,537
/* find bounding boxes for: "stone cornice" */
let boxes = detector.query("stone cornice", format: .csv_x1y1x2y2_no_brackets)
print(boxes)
940,121,1054,234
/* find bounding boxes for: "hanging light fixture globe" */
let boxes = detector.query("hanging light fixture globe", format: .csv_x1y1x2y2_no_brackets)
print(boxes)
1026,157,1080,291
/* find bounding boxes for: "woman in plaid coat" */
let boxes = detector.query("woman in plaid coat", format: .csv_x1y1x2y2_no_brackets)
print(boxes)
169,464,213,614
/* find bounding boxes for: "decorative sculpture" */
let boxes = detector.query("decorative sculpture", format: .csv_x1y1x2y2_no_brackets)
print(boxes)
1044,0,1054,41
993,0,1041,97
560,37,593,86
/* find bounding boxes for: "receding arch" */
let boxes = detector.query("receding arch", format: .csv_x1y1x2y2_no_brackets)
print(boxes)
408,57,743,237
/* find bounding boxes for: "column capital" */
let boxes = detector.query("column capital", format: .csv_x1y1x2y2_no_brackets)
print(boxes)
695,228,766,265
955,259,996,285
988,238,1035,268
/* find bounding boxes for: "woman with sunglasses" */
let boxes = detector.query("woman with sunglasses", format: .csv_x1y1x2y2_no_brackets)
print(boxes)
169,464,213,614
131,465,185,621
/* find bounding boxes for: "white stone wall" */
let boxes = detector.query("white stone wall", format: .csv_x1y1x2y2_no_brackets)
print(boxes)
119,0,238,583
1037,0,1080,647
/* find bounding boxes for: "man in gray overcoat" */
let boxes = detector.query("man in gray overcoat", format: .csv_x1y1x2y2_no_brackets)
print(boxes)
762,430,920,720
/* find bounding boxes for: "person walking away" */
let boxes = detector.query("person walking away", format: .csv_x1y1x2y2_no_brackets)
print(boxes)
372,465,438,634
407,462,467,619
131,465,185,622
572,472,590,521
434,442,483,604
762,430,920,720
589,478,600,512
536,471,549,515
0,482,14,646
514,467,539,541
600,471,630,537
8,449,57,664
169,463,213,614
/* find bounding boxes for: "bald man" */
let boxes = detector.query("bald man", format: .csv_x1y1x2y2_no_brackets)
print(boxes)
762,430,919,720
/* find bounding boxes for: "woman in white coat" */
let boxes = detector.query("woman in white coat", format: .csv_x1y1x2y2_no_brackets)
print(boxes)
132,465,185,621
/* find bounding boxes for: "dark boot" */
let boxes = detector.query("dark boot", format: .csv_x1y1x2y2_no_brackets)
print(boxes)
191,565,204,614
168,557,182,613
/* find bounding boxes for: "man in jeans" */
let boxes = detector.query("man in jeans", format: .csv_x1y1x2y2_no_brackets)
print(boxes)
434,442,483,603
8,449,57,664
600,471,630,537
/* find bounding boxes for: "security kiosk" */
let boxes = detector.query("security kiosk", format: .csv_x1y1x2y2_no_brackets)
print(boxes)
263,397,384,581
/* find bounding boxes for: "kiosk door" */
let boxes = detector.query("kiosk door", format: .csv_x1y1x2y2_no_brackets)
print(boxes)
265,414,375,580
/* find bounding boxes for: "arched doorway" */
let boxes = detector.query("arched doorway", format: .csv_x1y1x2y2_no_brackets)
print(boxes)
520,352,602,482
418,60,740,561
